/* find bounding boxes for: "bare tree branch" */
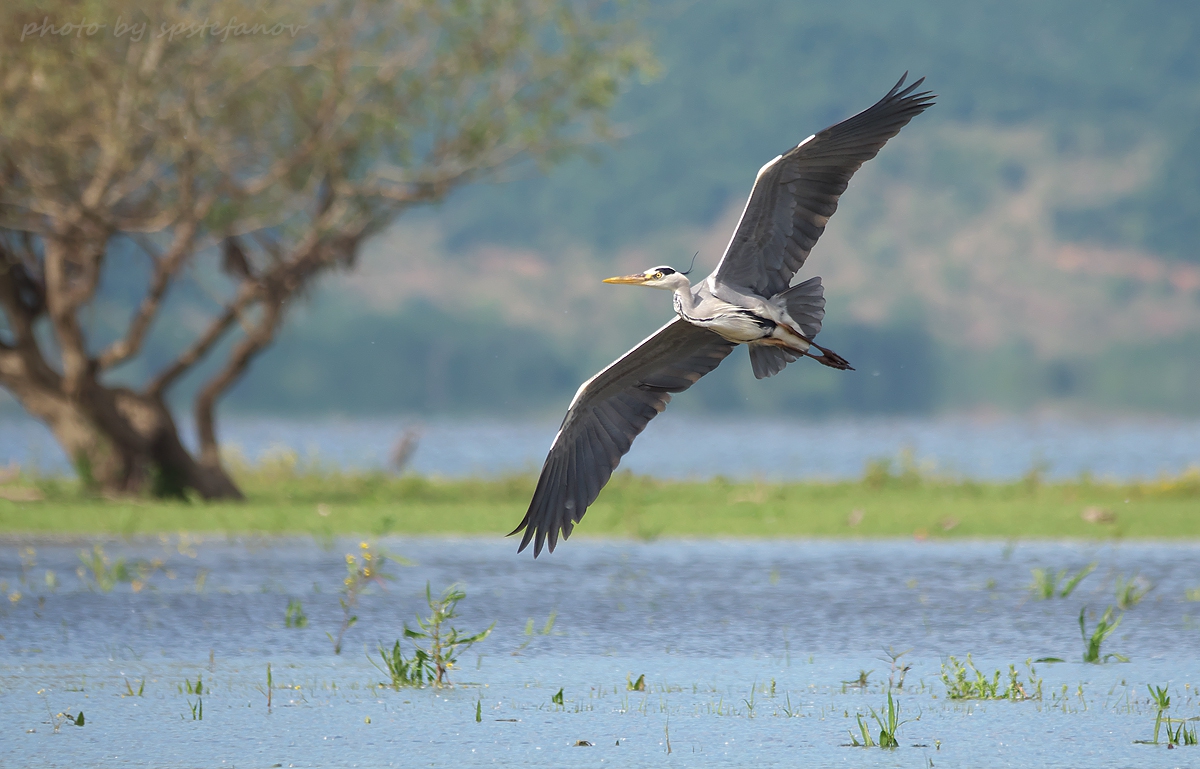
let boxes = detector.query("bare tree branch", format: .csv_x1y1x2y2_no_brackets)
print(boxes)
97,217,201,371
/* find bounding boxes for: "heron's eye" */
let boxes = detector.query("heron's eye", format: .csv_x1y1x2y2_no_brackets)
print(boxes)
653,271,663,280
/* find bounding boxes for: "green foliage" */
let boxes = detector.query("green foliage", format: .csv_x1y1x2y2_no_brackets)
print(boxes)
1115,573,1152,609
940,656,1042,701
1029,562,1096,599
849,690,909,749
375,640,428,689
377,583,493,688
284,598,308,628
628,674,646,692
1079,606,1128,663
403,583,493,687
1149,684,1170,744
1165,719,1199,747
328,542,401,654
75,544,163,592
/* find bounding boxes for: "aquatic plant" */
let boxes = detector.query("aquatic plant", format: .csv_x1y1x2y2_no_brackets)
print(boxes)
1079,605,1127,663
328,541,400,654
1028,562,1096,599
514,610,557,653
180,675,204,695
552,688,565,708
1165,718,1199,746
76,544,164,593
1115,573,1152,609
1148,684,1170,744
849,690,909,748
843,670,872,690
628,673,646,691
285,598,308,628
940,656,1042,701
376,583,493,688
39,689,84,732
882,647,912,691
375,640,427,689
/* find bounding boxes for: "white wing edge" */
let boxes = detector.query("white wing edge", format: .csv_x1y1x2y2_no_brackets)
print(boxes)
708,133,814,292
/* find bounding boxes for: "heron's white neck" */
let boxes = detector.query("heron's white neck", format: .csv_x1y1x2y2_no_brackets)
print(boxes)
662,273,696,315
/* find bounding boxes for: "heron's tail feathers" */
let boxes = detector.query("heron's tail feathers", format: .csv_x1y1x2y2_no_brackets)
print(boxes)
749,345,801,379
749,277,830,379
776,276,825,338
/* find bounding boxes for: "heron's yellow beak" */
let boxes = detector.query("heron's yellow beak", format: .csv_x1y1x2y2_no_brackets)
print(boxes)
602,273,650,285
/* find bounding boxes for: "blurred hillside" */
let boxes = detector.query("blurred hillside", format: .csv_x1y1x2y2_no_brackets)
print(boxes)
15,0,1199,419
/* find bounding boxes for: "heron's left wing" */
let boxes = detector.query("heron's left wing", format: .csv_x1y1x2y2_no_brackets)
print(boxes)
511,317,736,556
713,74,935,297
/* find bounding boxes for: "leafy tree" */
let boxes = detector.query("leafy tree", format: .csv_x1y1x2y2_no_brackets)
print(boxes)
0,0,648,497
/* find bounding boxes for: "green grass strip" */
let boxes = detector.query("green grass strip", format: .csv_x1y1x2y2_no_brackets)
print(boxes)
0,462,1197,539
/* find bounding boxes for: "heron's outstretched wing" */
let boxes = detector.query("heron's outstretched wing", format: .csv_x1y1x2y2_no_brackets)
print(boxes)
714,74,935,298
511,318,736,556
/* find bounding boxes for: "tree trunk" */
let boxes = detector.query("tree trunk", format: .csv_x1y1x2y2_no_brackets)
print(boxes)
5,373,242,500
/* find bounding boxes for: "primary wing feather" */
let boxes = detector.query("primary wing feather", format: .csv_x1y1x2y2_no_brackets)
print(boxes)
714,74,936,297
512,317,736,556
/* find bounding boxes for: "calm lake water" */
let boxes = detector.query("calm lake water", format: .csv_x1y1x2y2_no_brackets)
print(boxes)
3,413,1200,481
2,537,1200,767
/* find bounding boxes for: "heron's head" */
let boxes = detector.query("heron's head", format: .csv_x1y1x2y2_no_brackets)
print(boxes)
602,265,689,290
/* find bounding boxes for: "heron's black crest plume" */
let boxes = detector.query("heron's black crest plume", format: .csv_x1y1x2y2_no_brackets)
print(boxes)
681,252,699,276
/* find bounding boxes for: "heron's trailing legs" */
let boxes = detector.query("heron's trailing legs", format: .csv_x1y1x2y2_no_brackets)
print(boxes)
803,341,854,370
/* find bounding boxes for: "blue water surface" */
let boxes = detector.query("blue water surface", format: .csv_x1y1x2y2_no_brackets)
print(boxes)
2,537,1199,768
3,414,1199,481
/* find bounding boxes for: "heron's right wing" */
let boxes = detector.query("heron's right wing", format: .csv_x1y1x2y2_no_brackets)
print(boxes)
511,317,736,556
713,74,935,297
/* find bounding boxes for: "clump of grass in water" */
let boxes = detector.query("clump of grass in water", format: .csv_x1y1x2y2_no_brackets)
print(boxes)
882,647,912,691
375,583,493,688
1080,605,1128,663
628,674,646,692
1147,684,1171,744
285,598,308,628
1139,685,1200,747
1165,718,1199,746
848,690,909,748
940,656,1042,700
329,542,404,655
1028,562,1096,599
1115,573,1152,609
179,675,204,720
76,544,164,593
514,611,557,653
375,640,426,688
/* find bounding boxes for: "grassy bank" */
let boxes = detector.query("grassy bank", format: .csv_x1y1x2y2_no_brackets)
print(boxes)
1,454,1198,540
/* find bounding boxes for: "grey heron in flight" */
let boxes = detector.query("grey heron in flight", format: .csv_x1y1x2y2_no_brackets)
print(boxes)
511,74,935,556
